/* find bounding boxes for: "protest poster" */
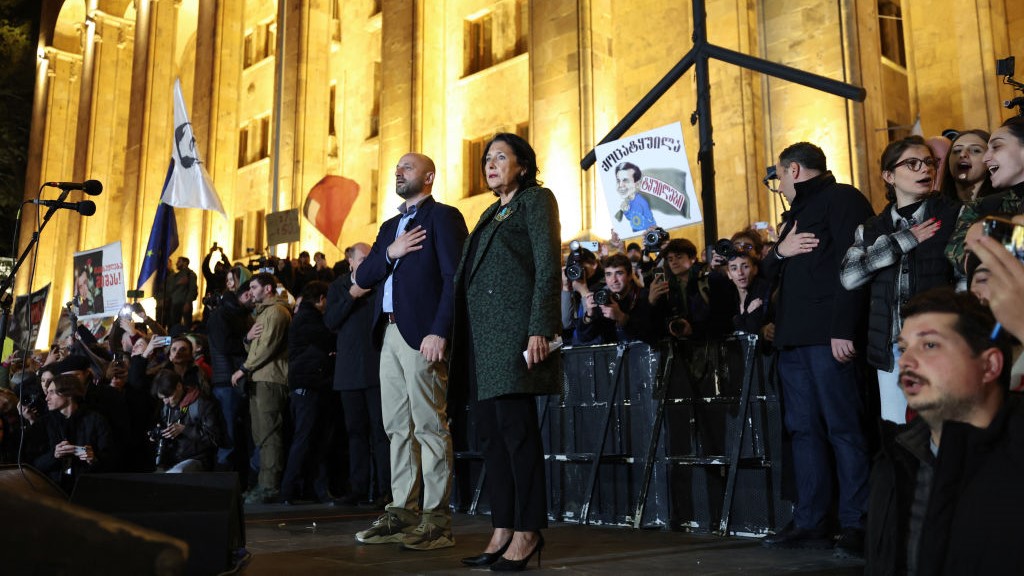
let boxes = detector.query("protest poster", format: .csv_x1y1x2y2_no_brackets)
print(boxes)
8,284,49,351
72,241,126,319
595,122,702,239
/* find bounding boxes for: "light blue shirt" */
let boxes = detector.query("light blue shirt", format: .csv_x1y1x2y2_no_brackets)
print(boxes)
382,202,418,313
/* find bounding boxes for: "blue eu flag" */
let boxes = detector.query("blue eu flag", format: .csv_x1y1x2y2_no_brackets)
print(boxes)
136,160,179,290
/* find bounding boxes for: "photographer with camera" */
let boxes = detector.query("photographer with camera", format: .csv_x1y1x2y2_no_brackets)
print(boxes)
561,243,604,345
648,238,710,340
29,373,114,493
151,369,228,473
578,253,657,345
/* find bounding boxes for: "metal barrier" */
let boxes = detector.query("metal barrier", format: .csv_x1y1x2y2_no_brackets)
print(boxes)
452,334,790,534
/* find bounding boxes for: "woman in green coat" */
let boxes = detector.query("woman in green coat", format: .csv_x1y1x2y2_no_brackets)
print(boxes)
456,133,561,571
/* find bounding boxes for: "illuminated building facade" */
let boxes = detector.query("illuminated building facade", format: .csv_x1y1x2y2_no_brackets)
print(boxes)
20,0,1024,342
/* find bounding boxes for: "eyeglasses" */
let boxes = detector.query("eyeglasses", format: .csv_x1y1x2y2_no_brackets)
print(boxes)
891,157,938,173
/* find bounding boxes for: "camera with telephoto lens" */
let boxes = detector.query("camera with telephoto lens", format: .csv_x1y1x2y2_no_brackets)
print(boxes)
23,391,47,416
149,422,168,466
593,287,618,306
643,227,669,253
564,240,585,282
982,215,1024,261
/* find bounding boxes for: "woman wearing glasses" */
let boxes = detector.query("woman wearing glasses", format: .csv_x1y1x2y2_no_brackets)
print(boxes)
840,135,961,424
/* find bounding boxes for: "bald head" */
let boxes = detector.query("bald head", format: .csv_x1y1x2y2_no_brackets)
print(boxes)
350,242,372,273
395,153,436,203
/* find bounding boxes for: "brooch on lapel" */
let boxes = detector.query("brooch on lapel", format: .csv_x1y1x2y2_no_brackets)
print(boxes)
494,203,516,222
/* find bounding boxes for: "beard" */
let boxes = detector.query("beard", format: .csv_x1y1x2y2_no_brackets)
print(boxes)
396,178,422,199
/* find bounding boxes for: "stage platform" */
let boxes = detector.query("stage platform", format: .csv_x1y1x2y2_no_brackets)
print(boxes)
242,501,863,575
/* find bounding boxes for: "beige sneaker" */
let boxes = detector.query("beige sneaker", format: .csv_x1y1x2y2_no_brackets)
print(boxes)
400,522,454,551
355,512,414,544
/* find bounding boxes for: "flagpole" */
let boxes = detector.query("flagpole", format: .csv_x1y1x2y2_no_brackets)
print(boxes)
271,0,287,223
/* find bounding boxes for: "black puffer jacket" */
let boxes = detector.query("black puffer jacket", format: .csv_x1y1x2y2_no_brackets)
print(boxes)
206,292,251,386
287,300,334,392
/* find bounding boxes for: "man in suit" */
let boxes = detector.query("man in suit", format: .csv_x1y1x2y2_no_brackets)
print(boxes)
324,242,390,507
353,152,468,551
760,142,873,558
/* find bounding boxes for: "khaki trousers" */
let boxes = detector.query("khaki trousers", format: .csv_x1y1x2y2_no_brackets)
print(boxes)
379,324,453,527
250,380,288,491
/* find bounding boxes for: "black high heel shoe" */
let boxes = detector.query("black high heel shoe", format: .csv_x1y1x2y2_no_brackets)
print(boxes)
461,536,512,567
489,533,544,572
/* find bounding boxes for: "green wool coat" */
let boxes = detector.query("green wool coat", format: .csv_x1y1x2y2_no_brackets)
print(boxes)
455,186,563,401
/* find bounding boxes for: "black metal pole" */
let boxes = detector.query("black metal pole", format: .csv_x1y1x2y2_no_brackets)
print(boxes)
579,0,867,247
704,43,866,102
579,48,697,170
692,0,717,247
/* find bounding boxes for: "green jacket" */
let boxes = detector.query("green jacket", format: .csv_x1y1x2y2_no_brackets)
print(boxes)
243,298,290,385
455,186,562,401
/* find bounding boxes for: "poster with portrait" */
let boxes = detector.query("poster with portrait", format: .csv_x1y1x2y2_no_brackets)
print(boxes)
72,241,126,320
8,284,49,351
595,122,702,239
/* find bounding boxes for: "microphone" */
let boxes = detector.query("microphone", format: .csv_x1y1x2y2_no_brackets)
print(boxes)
30,199,97,216
43,180,103,195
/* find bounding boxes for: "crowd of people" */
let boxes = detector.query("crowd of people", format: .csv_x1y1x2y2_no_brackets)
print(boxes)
2,118,1024,572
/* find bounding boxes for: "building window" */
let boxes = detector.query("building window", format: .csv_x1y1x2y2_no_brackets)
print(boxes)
238,115,272,167
238,127,248,168
369,61,381,139
243,21,277,69
331,0,342,42
878,1,906,67
464,135,490,197
233,217,245,260
329,84,337,137
463,1,527,77
464,13,493,76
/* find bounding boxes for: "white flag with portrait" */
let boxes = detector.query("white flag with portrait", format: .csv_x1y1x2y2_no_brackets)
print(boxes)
163,78,226,216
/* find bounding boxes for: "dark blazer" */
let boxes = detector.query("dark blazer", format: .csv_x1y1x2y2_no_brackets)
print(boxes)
356,195,468,349
454,187,563,401
760,172,874,347
323,273,380,391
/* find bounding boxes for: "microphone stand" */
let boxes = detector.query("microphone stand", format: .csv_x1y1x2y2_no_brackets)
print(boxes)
0,188,73,345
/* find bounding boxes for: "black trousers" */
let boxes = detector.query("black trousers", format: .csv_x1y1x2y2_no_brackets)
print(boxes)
474,394,548,531
340,387,390,498
280,388,332,500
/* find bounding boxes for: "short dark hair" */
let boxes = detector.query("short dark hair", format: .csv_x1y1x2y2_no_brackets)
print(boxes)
615,162,642,182
299,251,310,259
479,133,540,192
301,280,329,302
152,369,182,398
51,374,85,400
662,238,697,260
251,272,277,290
602,253,632,272
901,287,1013,390
626,242,642,253
779,142,827,172
178,256,190,266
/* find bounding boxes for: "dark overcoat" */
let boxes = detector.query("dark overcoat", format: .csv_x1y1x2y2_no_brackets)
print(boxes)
455,186,562,401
